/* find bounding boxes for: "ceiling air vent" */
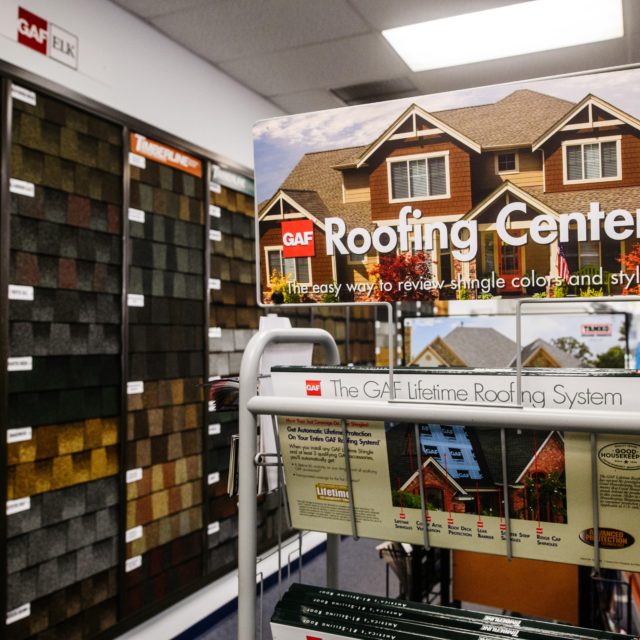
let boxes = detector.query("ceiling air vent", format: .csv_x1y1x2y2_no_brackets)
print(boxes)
331,78,419,106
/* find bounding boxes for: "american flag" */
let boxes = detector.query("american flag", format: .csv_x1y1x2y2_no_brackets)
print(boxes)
558,244,570,282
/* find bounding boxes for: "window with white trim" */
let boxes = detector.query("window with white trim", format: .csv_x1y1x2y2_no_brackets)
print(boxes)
495,152,517,174
564,138,620,183
388,153,449,202
266,248,311,284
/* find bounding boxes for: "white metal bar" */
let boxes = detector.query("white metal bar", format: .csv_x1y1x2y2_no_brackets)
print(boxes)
247,395,640,434
237,328,339,640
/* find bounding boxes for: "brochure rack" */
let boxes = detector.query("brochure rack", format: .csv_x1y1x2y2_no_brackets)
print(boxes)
237,297,640,640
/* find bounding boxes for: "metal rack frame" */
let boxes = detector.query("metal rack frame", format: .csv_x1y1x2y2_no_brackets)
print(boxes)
237,299,640,640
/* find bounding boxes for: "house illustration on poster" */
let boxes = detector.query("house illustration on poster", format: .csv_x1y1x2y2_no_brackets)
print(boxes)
259,89,640,300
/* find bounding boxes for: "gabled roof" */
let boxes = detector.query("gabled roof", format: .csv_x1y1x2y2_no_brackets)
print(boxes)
260,146,372,229
512,339,583,369
515,431,564,484
521,184,640,216
400,457,468,496
533,93,640,151
435,326,518,368
437,89,574,149
347,103,481,169
462,180,559,221
259,188,329,228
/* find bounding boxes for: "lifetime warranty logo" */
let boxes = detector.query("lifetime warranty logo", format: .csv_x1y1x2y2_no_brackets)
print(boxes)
315,484,349,503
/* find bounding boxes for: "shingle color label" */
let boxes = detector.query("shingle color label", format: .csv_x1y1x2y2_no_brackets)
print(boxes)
8,284,34,301
8,356,33,371
6,603,31,625
209,229,222,242
125,526,143,543
127,380,144,395
7,427,32,444
128,152,146,169
7,497,31,515
11,84,36,105
207,521,220,535
209,205,221,218
207,472,220,485
209,182,221,193
126,468,143,483
127,294,145,307
208,278,221,290
208,423,221,436
208,327,222,339
128,207,146,223
125,555,142,572
9,179,35,197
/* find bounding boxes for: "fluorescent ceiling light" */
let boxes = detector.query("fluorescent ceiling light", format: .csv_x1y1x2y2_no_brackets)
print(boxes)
383,0,624,72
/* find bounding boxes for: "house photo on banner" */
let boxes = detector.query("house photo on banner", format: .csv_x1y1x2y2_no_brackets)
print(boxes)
255,66,640,303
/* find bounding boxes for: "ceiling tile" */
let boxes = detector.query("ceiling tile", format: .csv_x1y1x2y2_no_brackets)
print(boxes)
349,0,525,30
270,90,345,114
112,0,208,20
218,33,408,96
150,0,369,63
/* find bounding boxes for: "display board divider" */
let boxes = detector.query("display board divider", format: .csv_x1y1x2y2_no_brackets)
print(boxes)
201,160,212,577
0,75,13,633
117,126,132,620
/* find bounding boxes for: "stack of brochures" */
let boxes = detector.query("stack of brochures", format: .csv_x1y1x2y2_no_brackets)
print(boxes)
271,583,632,640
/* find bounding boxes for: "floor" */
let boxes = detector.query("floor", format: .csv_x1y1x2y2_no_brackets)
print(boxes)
195,536,400,640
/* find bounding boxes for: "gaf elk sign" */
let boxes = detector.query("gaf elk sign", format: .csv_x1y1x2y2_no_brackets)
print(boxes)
17,7,79,70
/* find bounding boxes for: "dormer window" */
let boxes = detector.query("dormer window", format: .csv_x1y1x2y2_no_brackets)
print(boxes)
495,151,518,174
387,152,450,203
563,137,621,184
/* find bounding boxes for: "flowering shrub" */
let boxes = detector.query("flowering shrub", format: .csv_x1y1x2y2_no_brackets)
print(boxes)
367,252,435,302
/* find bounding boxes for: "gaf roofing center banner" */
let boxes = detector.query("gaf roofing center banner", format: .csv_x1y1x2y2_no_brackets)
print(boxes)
271,367,640,570
254,66,640,304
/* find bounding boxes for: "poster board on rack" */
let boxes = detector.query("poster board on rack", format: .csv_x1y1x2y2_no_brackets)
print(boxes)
254,66,640,306
271,366,640,571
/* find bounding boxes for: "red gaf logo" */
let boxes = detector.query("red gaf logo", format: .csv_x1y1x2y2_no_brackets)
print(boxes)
18,7,48,55
306,380,321,396
282,220,315,258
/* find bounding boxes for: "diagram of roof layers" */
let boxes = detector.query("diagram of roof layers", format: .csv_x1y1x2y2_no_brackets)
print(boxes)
385,423,566,525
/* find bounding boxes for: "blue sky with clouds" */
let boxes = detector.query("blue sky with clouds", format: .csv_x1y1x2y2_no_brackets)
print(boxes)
253,66,640,204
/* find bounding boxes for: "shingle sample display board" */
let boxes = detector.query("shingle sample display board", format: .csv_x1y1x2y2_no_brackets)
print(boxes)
124,150,205,615
1,79,375,640
6,90,122,639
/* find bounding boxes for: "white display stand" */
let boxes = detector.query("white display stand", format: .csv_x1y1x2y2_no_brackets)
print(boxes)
237,297,640,640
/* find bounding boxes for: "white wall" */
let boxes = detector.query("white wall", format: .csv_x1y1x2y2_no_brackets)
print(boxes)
0,0,284,169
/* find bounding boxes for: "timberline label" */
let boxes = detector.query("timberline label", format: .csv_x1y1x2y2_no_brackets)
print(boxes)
598,443,640,470
130,133,202,177
579,527,635,549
